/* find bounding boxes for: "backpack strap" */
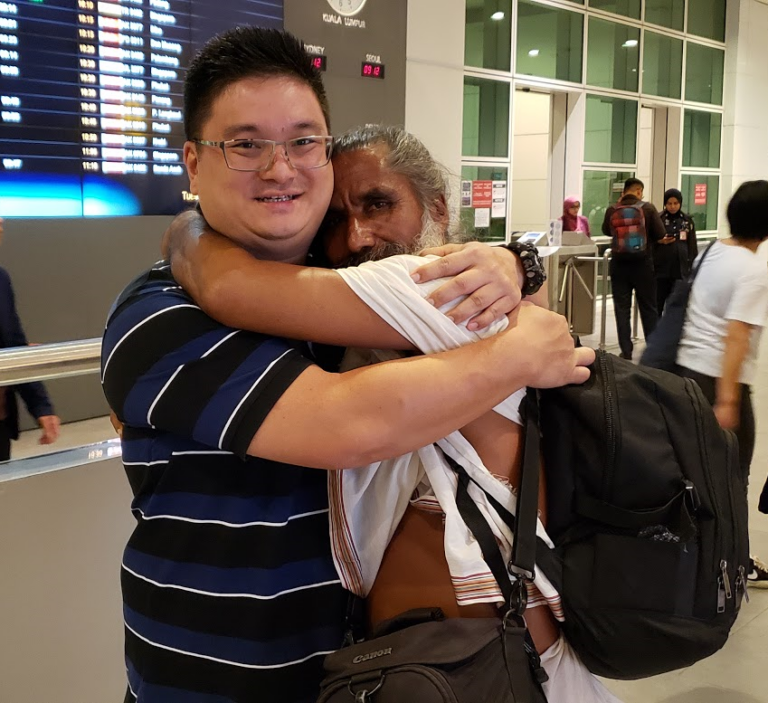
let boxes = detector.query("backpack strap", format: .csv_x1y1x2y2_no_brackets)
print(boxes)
443,388,541,611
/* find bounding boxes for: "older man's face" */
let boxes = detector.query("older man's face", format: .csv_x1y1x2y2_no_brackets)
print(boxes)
322,144,446,267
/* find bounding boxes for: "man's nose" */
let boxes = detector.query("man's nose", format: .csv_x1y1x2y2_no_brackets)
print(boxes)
346,218,377,253
258,145,296,183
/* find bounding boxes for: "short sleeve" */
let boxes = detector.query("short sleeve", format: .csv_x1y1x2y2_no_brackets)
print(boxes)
102,283,313,459
725,267,768,328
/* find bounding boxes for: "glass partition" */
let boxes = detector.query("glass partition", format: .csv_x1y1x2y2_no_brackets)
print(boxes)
460,165,509,242
681,174,720,232
516,0,584,83
642,31,683,99
582,169,634,236
685,43,725,105
683,110,722,169
587,18,640,92
462,77,511,158
464,0,513,71
585,95,638,164
687,0,727,42
589,0,641,20
645,0,685,31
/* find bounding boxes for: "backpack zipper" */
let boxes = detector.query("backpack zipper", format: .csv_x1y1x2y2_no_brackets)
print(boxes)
598,351,618,501
723,430,747,609
685,379,725,580
736,565,750,605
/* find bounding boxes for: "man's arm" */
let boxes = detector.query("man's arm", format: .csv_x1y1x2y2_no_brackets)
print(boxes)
601,207,614,237
103,295,594,471
714,319,752,430
644,203,667,242
407,242,530,329
166,211,525,349
168,213,410,350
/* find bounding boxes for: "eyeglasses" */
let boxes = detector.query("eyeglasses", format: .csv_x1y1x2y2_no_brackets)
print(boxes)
193,136,334,172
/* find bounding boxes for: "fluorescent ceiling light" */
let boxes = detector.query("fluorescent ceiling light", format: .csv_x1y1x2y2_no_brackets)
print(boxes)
528,49,540,57
491,11,505,20
622,39,639,48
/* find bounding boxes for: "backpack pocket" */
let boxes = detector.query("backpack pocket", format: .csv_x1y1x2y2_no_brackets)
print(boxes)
577,533,698,616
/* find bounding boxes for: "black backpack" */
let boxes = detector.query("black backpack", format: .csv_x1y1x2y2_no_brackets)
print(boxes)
534,350,748,679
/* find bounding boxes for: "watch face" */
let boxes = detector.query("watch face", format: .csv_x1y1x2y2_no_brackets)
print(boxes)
327,0,368,16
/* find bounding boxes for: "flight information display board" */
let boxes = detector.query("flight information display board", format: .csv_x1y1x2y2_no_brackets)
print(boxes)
0,0,282,216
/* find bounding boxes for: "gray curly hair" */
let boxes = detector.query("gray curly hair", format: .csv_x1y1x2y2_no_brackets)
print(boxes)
333,124,454,238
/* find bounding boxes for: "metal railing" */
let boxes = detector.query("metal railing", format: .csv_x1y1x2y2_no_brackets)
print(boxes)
0,338,112,482
0,338,101,387
567,234,719,349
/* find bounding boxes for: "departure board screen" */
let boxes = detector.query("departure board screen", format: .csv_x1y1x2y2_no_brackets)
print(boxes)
0,0,282,217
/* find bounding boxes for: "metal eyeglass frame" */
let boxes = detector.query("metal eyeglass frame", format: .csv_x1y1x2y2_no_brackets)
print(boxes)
192,136,334,172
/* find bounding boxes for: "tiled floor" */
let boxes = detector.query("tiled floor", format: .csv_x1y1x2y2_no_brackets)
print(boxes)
12,299,768,702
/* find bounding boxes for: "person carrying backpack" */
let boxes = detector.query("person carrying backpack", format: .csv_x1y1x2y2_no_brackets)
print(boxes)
602,178,666,360
676,180,768,587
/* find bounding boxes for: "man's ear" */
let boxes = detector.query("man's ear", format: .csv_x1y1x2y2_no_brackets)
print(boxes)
183,141,200,195
431,195,449,228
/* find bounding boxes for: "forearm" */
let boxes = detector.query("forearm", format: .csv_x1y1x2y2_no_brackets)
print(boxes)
252,330,532,469
716,321,751,406
173,231,411,349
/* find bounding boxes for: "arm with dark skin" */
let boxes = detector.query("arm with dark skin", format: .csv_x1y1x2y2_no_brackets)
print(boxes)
165,210,411,349
164,210,527,349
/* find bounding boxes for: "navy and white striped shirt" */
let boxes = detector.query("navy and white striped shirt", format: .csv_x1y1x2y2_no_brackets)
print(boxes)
102,263,347,703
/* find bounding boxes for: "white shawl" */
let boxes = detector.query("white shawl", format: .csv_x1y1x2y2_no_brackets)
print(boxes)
331,255,562,616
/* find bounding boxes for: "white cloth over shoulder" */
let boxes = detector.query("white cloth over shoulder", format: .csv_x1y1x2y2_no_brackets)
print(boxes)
331,255,561,615
540,636,623,703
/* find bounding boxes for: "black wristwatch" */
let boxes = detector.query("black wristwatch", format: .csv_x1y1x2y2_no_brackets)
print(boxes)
501,241,546,297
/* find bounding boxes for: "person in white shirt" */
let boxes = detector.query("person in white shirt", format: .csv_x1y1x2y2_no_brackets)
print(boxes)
676,179,768,587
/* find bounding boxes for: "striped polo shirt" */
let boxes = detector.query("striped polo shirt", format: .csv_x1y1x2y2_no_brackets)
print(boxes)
101,263,347,703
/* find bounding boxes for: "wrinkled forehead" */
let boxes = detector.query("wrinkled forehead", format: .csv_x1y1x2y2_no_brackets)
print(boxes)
330,145,417,204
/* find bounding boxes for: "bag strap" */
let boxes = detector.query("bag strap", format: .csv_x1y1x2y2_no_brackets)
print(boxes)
443,388,542,612
690,240,717,284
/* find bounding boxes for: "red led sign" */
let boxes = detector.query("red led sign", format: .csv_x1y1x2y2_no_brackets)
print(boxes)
361,62,385,79
310,55,327,72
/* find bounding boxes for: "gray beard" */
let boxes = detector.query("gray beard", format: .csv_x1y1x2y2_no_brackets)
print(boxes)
338,218,447,268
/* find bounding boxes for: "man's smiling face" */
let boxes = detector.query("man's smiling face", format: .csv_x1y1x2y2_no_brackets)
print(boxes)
184,75,334,263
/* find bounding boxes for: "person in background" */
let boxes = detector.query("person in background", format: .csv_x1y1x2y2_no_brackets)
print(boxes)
655,188,698,314
602,178,666,360
675,180,768,587
560,196,591,237
0,217,60,460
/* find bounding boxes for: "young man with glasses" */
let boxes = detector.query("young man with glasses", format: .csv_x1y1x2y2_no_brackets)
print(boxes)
102,27,593,703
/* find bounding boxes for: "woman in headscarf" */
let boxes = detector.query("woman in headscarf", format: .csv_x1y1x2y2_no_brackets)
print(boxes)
655,188,698,314
560,196,591,236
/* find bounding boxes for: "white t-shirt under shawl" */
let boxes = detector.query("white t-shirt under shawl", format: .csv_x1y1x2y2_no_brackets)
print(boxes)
677,240,768,385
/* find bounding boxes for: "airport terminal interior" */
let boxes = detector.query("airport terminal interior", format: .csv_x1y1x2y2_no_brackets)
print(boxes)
2,0,768,701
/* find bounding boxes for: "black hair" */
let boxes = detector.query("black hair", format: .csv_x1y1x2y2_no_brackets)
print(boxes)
183,27,330,140
624,178,645,192
727,180,768,242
